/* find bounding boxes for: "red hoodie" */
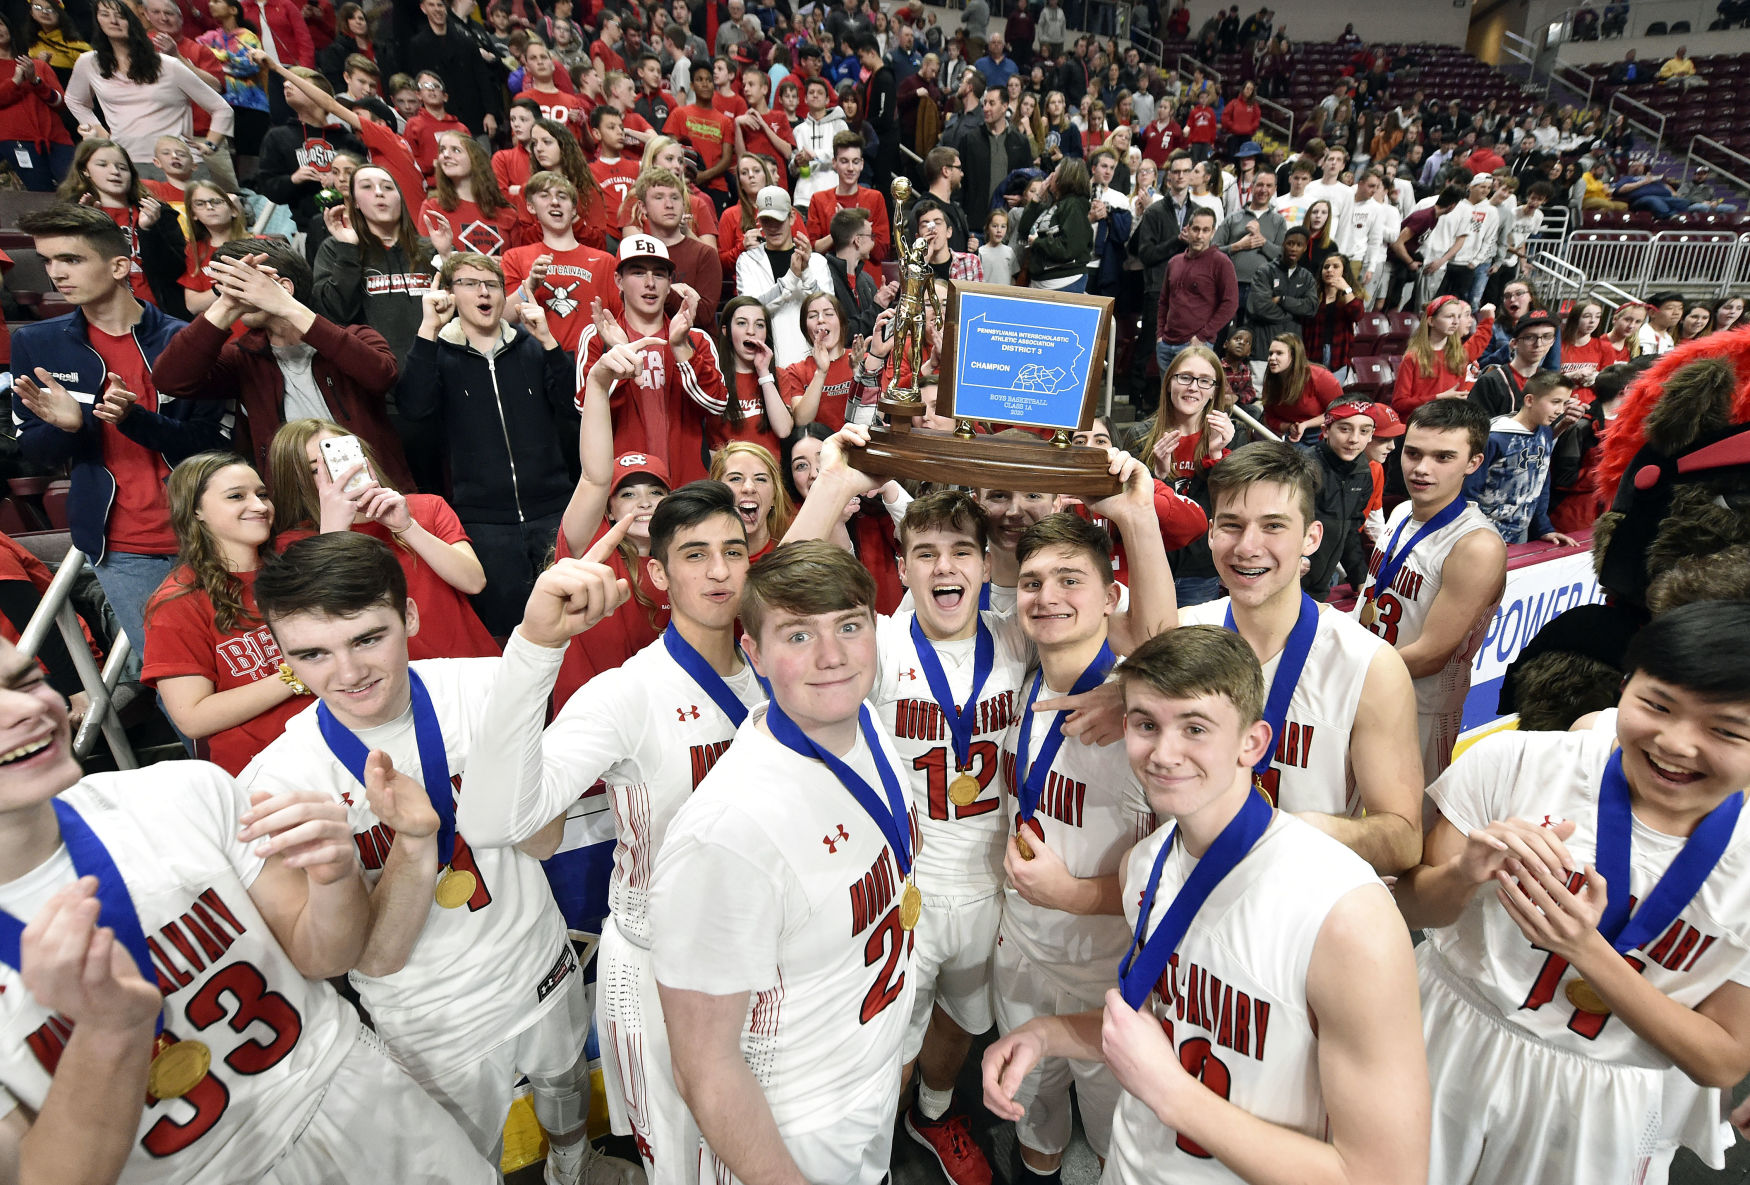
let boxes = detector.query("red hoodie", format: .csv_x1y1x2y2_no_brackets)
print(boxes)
0,63,71,148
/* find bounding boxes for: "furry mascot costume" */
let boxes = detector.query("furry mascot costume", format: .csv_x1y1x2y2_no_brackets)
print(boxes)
1499,327,1750,731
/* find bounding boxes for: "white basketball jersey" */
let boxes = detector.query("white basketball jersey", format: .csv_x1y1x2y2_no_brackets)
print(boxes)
1106,814,1381,1185
1354,500,1500,716
0,767,355,1183
873,610,1032,894
1181,600,1385,817
518,635,764,947
1426,729,1750,1067
650,709,916,1177
240,659,575,1074
998,673,1155,988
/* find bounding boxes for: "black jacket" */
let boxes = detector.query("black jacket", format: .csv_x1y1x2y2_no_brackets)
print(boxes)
396,321,579,525
403,22,505,132
824,252,879,341
1307,443,1374,599
941,118,1032,224
1133,192,1191,294
254,122,366,232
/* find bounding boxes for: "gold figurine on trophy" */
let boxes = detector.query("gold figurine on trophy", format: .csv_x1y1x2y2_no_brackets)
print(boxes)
881,176,945,408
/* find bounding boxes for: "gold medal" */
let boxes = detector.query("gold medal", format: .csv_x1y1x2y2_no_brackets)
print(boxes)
1359,599,1378,627
1565,978,1611,1016
949,772,980,807
899,881,922,930
148,1036,210,1100
1015,829,1035,860
434,867,477,909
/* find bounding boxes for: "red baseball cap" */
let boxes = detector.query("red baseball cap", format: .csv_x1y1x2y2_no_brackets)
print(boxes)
612,451,671,491
1364,403,1406,438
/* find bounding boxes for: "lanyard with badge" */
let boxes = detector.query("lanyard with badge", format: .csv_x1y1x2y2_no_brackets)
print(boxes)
910,615,995,807
1014,643,1114,857
767,701,920,930
318,670,476,909
0,800,211,1100
1359,500,1466,627
1564,749,1743,1016
1117,788,1273,1009
1223,594,1316,799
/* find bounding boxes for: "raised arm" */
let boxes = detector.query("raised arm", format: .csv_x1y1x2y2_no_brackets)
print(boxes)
1094,451,1179,650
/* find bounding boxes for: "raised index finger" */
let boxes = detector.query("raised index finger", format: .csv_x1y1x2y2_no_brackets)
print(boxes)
580,513,635,565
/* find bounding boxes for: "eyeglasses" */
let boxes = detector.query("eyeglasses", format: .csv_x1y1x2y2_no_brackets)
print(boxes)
1170,372,1217,391
450,277,504,293
191,197,231,210
418,81,444,92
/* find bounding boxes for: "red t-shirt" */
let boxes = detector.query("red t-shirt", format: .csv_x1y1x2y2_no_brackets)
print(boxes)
1561,335,1619,405
141,569,307,774
98,206,154,305
550,516,669,710
517,87,587,130
710,369,786,456
277,497,499,661
615,187,719,240
1264,364,1343,435
778,353,854,430
180,239,216,292
403,110,470,177
492,146,532,198
589,155,642,213
1158,431,1227,485
417,196,525,257
501,240,617,351
355,119,428,218
590,40,624,73
711,90,748,119
87,324,174,554
806,186,891,261
738,108,795,166
663,104,734,191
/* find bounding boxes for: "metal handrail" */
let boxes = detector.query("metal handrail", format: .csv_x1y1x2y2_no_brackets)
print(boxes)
1592,280,1643,310
1687,135,1750,197
1131,26,1163,66
1256,92,1293,148
1501,29,1538,78
15,547,136,767
1548,59,1596,108
1548,0,1719,42
1175,52,1222,90
1529,248,1587,304
1231,404,1282,443
1609,90,1668,152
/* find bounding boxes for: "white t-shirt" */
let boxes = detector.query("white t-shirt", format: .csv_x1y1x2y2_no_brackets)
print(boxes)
1353,499,1500,717
240,660,574,1076
1301,178,1354,239
649,708,915,1183
1180,600,1386,816
871,609,1032,895
1427,729,1750,1066
998,669,1154,990
459,632,765,947
0,768,356,1182
1106,813,1380,1185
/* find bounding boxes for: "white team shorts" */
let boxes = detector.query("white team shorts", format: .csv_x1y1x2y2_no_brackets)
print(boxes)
901,887,1001,1062
991,935,1120,1159
1419,708,1462,785
263,1023,498,1185
599,913,699,1185
1420,946,1697,1185
412,955,593,1161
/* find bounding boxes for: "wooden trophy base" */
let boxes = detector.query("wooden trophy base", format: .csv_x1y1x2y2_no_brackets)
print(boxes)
847,423,1123,498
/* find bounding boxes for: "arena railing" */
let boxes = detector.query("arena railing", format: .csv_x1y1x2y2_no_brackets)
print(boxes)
1547,58,1597,108
1256,93,1293,148
1528,248,1588,306
1609,90,1668,153
1641,228,1741,295
1549,0,1720,43
1687,135,1750,198
14,546,136,767
1175,52,1222,93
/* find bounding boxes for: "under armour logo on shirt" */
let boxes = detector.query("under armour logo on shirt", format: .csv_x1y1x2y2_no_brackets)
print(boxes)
677,705,701,721
822,824,850,853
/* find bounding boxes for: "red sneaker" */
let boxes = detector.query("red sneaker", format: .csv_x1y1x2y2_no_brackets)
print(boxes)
904,1106,993,1185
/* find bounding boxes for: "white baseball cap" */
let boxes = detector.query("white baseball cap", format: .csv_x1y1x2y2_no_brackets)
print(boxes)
754,185,793,222
617,233,673,270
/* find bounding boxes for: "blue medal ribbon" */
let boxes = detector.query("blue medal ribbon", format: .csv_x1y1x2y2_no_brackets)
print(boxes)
1015,643,1116,823
664,625,751,728
767,701,911,876
1365,499,1467,608
980,582,992,611
1118,788,1273,1008
909,615,994,773
1224,594,1318,783
318,670,457,866
1594,748,1742,953
0,800,162,1033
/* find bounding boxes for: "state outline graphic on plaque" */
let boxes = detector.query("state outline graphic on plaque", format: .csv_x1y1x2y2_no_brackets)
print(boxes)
960,310,1088,400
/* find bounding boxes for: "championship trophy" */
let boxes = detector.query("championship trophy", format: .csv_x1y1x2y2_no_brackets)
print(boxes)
845,178,1121,497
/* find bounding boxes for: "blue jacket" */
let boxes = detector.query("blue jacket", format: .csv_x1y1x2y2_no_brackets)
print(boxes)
1464,416,1555,544
11,304,231,560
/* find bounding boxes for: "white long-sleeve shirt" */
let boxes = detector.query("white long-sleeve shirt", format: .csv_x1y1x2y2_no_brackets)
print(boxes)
1340,196,1395,281
792,107,849,206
